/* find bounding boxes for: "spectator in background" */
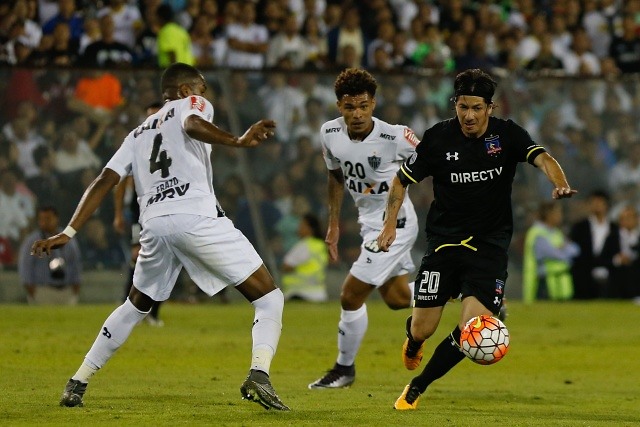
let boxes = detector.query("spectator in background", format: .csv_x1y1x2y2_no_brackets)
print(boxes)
43,21,78,66
0,167,35,247
67,71,123,125
54,128,103,175
78,17,101,55
8,0,42,49
225,1,269,69
81,14,134,68
190,14,227,68
609,14,640,73
2,101,44,179
266,12,306,69
18,206,81,305
326,6,366,68
80,217,124,270
156,4,194,67
41,0,83,42
96,0,142,50
25,145,62,208
611,205,640,299
562,28,601,76
176,0,201,29
133,1,160,67
525,33,564,72
300,14,327,69
569,190,620,299
281,213,328,302
523,201,580,303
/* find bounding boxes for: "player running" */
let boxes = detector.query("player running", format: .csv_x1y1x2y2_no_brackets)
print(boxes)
309,68,420,389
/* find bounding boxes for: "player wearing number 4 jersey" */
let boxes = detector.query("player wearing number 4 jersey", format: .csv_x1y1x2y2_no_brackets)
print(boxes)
376,69,576,410
309,68,420,390
30,63,289,411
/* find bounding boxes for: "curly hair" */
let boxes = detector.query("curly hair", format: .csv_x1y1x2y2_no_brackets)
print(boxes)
334,68,377,100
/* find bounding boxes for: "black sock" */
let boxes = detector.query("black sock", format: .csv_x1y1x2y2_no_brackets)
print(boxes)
411,326,465,393
405,316,424,351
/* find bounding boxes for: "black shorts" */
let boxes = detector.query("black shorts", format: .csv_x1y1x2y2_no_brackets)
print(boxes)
412,238,507,314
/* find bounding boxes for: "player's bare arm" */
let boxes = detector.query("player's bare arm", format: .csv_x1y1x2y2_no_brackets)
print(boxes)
326,168,345,261
31,168,121,257
533,152,577,199
184,115,276,147
112,175,132,234
377,176,407,252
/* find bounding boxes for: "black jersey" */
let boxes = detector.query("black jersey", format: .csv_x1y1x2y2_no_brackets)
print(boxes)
398,116,545,248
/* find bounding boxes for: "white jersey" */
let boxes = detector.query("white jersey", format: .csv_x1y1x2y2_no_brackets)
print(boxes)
321,117,420,230
106,95,219,225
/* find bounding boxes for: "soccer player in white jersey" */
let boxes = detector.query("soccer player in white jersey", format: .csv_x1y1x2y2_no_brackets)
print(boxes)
309,68,421,389
31,63,289,411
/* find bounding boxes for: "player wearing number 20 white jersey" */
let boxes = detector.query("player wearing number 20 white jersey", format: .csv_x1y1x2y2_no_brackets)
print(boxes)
321,116,419,231
309,68,421,391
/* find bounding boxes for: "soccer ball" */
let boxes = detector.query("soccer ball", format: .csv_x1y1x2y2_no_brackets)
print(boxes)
460,315,509,365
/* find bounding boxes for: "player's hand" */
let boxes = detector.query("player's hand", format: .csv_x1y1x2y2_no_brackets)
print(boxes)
239,120,276,146
30,234,71,257
552,187,577,199
113,213,125,234
325,226,340,262
376,225,397,252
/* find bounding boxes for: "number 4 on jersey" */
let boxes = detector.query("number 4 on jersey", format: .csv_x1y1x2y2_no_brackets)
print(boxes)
149,133,172,178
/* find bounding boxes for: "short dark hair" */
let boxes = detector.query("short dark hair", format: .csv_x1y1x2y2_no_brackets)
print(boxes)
334,68,377,100
37,205,58,216
32,145,51,167
161,62,201,94
453,68,497,104
157,4,174,23
589,190,610,205
302,213,323,239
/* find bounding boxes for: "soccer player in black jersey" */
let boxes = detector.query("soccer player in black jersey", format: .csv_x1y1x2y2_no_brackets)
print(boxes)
376,69,576,410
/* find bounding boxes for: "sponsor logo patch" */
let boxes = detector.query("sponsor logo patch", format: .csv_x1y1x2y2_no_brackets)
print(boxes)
190,96,205,112
404,128,419,147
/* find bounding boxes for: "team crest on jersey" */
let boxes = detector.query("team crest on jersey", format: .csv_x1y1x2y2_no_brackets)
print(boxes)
190,96,205,112
485,135,502,156
495,279,504,295
404,128,419,147
368,154,381,170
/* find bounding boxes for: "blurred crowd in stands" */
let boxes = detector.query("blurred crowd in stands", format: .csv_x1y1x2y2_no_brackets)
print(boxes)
1,0,640,74
1,0,640,302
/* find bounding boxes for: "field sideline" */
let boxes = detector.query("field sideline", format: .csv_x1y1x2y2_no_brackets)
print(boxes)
1,300,639,426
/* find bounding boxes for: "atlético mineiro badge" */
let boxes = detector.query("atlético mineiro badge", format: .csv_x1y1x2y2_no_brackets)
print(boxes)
368,154,381,170
485,135,502,156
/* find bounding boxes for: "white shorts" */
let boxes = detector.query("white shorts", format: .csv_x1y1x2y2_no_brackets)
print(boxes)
133,214,263,301
349,223,418,287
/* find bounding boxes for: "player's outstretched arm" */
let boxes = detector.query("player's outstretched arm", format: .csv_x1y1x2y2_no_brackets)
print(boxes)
184,115,276,147
533,152,577,199
377,176,407,252
31,168,121,257
325,168,345,262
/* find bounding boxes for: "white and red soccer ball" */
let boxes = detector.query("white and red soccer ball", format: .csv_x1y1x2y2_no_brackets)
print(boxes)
460,315,510,365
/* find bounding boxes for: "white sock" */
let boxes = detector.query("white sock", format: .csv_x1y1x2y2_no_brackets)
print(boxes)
336,304,368,366
250,288,284,375
408,281,415,305
80,298,148,378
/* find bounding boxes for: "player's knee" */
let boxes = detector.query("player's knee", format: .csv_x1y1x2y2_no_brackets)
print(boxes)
385,299,410,310
411,322,437,342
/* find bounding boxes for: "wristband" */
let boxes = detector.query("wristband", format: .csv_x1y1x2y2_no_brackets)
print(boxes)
62,226,77,238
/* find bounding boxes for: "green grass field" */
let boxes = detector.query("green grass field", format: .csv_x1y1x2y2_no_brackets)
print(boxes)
1,300,639,426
